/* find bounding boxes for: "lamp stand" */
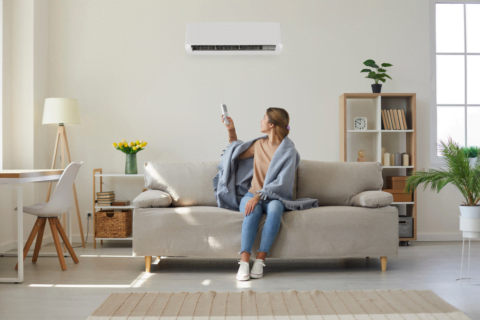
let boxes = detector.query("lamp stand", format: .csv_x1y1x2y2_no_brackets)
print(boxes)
46,124,86,250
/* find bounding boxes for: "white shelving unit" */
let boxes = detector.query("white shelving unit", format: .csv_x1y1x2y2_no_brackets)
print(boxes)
340,93,417,242
93,169,144,248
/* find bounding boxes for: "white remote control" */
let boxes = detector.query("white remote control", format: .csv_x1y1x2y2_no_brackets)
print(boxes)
221,104,230,125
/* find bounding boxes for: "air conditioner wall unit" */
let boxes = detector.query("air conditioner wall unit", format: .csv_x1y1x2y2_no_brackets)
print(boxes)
185,22,282,55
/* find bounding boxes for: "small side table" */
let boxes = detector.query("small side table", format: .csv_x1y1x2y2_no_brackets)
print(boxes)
93,169,144,249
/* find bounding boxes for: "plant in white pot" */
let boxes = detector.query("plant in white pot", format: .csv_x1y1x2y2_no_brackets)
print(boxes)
404,138,480,238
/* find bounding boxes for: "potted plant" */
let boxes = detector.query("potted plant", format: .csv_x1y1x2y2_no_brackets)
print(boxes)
462,146,479,167
404,138,480,238
360,59,393,93
112,139,148,174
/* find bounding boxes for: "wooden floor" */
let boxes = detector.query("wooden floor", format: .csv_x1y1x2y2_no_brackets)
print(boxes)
0,241,479,320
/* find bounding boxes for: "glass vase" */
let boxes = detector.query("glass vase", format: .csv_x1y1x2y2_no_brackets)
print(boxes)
125,153,138,174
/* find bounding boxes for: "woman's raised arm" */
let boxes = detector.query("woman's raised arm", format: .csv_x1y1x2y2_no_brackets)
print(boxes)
221,115,254,158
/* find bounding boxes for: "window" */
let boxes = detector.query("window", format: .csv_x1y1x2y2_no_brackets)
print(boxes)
430,1,480,162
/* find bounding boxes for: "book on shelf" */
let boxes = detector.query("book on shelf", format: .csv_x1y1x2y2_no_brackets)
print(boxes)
97,195,115,199
397,110,404,130
401,109,408,129
112,200,131,206
381,109,411,130
393,109,401,130
387,110,395,129
97,202,112,206
385,110,394,130
381,110,389,130
96,191,114,196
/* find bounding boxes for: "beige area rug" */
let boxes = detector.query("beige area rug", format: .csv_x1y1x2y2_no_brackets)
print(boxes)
87,289,470,320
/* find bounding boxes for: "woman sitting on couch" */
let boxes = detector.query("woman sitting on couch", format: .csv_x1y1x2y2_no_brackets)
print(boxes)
221,108,292,281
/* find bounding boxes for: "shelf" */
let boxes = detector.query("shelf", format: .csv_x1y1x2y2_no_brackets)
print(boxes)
340,93,417,243
95,237,132,241
383,166,414,169
95,206,135,209
95,174,144,177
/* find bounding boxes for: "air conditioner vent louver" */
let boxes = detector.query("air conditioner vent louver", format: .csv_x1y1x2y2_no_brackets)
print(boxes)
192,45,276,51
185,23,282,55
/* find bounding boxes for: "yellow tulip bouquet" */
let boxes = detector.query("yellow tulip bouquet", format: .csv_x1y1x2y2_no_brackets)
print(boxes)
112,139,147,154
112,139,148,174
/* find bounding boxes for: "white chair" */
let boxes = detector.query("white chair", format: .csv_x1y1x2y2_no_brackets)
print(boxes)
15,161,84,271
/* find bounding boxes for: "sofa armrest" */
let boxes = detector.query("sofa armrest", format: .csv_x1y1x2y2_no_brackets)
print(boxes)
133,189,172,208
352,191,393,208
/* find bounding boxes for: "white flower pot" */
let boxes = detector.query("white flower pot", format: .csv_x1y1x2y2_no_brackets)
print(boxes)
459,205,480,239
469,158,477,167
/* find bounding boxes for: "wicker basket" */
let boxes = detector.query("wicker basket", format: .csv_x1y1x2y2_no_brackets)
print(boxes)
95,210,132,238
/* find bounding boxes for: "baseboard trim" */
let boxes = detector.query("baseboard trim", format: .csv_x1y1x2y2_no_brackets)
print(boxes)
416,232,464,241
0,232,467,252
0,235,54,253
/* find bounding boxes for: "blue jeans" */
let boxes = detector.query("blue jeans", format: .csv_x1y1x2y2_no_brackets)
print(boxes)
239,191,285,255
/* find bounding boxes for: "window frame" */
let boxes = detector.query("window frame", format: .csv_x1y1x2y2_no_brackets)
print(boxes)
429,0,480,166
0,0,3,170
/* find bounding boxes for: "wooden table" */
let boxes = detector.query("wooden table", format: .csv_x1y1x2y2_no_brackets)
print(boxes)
0,169,64,283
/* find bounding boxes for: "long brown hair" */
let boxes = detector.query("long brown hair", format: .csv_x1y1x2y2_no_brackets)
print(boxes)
266,107,290,140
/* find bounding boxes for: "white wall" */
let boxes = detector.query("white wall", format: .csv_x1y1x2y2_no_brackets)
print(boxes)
1,0,465,246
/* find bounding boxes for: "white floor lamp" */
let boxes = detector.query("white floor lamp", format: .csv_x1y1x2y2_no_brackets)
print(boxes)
42,98,86,249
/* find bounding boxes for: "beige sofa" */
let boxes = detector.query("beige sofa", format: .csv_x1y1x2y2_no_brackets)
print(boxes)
133,159,398,272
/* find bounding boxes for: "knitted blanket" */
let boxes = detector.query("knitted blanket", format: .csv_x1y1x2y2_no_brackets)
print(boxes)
213,134,319,211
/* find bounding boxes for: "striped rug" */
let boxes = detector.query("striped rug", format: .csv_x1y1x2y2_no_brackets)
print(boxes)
87,289,470,319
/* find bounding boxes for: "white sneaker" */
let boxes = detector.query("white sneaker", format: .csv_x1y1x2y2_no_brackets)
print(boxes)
236,261,250,281
250,259,266,279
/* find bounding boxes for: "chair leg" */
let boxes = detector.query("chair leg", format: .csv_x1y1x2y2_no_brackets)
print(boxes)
15,218,44,270
48,218,67,271
145,256,152,273
54,217,79,263
32,218,47,263
381,256,387,271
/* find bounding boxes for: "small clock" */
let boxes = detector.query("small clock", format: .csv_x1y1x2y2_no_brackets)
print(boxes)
354,117,367,130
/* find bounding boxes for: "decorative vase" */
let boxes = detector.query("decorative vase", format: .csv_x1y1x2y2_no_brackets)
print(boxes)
459,205,480,239
125,153,138,174
372,84,382,93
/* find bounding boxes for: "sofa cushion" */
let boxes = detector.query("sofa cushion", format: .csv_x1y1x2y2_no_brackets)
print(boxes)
296,160,384,206
352,191,393,208
132,205,398,258
144,161,219,206
133,189,172,208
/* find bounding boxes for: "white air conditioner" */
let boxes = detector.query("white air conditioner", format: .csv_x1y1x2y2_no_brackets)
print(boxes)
185,22,282,55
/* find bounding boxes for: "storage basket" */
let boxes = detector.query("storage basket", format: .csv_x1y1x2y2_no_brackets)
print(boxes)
386,176,408,190
382,189,413,202
399,216,413,238
95,210,132,238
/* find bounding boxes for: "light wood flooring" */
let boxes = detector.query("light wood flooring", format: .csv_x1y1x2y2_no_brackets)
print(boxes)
0,241,479,319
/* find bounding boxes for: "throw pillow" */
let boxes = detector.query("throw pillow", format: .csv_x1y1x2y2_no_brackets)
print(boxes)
133,189,172,208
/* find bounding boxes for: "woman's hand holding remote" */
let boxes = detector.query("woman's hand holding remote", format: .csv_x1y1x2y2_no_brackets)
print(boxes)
221,115,235,130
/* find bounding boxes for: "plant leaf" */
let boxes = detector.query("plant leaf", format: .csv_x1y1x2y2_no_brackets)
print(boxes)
360,69,372,73
381,63,393,67
363,59,376,67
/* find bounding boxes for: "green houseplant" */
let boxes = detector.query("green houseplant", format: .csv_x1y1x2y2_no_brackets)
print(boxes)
404,138,480,238
462,146,479,159
360,59,393,93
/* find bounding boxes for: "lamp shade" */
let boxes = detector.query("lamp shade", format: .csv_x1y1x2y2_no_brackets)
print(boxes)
42,98,81,125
